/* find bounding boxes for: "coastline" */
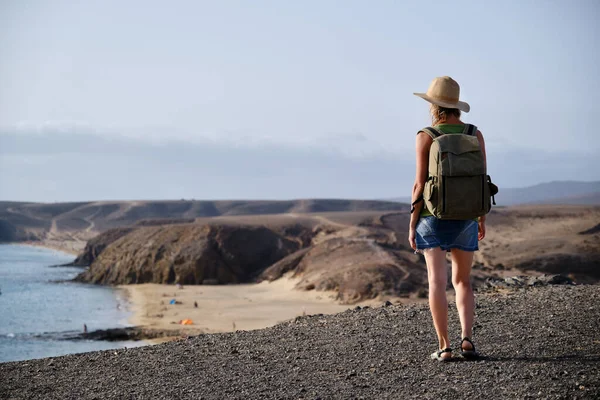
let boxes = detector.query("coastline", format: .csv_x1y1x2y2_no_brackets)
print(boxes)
119,277,394,336
6,240,84,257
4,240,426,342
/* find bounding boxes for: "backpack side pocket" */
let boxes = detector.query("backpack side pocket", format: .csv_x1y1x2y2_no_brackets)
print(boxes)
423,177,439,217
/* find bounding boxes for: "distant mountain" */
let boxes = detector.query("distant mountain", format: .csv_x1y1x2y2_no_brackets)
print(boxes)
494,181,600,206
387,181,600,206
540,192,600,205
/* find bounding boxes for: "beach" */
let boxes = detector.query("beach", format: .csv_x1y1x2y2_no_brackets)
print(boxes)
20,238,86,256
120,276,402,335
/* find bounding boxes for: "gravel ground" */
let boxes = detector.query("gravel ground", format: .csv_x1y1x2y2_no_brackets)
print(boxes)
2,285,599,399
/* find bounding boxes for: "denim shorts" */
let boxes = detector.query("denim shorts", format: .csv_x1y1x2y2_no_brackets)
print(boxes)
415,216,478,252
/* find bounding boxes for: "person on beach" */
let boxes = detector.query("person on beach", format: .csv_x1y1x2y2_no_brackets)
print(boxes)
409,76,491,361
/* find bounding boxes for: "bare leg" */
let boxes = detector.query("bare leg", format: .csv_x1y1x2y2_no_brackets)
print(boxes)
450,248,475,350
424,248,450,358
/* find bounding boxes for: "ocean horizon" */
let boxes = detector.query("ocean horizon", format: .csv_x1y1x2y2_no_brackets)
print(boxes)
0,244,143,363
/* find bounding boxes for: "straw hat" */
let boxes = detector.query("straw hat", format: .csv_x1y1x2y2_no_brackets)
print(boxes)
414,76,470,113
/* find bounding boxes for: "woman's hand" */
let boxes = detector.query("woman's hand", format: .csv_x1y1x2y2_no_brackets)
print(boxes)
478,220,486,241
409,228,417,250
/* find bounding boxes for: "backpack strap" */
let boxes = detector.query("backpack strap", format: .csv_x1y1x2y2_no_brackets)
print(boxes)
410,196,423,214
419,127,443,140
463,124,478,136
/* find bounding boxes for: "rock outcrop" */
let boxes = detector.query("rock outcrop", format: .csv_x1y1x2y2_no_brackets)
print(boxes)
0,220,21,242
75,224,308,285
261,227,425,303
580,222,600,235
480,274,574,291
32,327,199,342
515,253,600,284
67,227,135,266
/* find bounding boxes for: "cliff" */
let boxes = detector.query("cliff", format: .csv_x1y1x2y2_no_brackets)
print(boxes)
75,224,308,285
0,220,42,243
66,227,134,266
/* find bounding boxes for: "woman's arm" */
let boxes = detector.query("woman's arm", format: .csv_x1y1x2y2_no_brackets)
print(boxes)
408,132,432,249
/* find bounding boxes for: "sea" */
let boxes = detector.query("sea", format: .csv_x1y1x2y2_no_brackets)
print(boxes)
0,244,144,363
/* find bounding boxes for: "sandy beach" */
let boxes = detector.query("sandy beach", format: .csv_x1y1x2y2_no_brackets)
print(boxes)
19,239,85,256
119,276,395,335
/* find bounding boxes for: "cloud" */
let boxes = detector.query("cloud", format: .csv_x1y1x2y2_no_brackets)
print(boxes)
0,129,411,201
0,122,404,159
9,120,97,135
0,128,597,202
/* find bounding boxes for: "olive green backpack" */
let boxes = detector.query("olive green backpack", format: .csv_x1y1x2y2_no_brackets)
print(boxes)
412,124,498,220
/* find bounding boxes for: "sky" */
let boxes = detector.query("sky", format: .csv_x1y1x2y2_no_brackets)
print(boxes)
0,0,598,202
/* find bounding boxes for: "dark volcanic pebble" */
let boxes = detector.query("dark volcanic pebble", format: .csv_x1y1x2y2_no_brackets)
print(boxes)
1,285,600,399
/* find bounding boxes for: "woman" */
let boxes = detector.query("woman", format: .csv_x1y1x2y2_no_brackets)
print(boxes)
409,76,486,361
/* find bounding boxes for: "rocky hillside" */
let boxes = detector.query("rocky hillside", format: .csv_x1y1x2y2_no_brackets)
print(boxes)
75,224,309,285
260,220,426,303
66,228,135,267
2,284,599,399
72,205,600,302
476,205,600,283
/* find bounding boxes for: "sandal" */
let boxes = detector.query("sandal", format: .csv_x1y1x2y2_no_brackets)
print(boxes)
460,337,479,360
430,347,452,362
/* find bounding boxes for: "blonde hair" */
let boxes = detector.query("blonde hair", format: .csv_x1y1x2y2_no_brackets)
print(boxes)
430,104,461,126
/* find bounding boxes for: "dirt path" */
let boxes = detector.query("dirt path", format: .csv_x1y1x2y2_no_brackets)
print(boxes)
106,201,142,220
49,218,58,234
83,207,102,233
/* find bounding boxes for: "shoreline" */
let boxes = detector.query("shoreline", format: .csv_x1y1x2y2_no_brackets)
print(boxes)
0,241,83,257
112,286,177,344
4,240,429,341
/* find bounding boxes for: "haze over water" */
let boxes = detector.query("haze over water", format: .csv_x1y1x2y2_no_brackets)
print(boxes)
0,245,141,363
